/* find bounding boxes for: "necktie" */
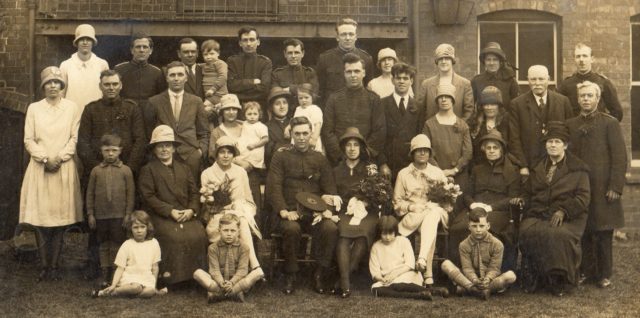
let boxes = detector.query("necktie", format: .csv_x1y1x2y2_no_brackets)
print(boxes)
223,246,233,281
399,97,406,115
173,93,182,121
539,97,546,109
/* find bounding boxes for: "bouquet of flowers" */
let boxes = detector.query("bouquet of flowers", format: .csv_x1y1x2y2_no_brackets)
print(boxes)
199,175,232,222
426,178,462,213
351,164,393,211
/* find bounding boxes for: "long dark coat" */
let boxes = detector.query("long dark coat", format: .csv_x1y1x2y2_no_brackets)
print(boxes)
138,159,207,284
567,112,627,231
519,152,590,285
380,94,425,178
508,90,574,169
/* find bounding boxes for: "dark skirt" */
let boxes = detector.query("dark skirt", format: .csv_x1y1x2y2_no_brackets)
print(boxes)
153,215,207,285
519,214,587,285
337,211,379,247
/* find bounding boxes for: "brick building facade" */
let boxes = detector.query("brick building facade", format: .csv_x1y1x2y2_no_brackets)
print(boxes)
2,0,640,235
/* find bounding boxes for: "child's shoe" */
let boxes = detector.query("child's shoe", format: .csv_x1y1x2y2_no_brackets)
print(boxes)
478,288,491,301
207,292,223,304
416,258,428,272
419,290,433,301
430,286,450,298
455,285,466,296
157,287,168,296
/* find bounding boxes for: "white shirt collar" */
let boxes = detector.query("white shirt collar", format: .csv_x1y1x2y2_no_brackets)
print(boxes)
393,92,409,108
534,92,548,106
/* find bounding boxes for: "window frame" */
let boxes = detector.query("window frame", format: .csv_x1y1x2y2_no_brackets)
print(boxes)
629,22,640,166
477,20,558,85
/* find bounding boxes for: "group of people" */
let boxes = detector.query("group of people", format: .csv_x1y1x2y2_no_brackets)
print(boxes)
18,16,627,304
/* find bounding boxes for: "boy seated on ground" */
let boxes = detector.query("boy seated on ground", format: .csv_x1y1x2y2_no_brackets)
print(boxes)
441,208,516,300
193,213,262,303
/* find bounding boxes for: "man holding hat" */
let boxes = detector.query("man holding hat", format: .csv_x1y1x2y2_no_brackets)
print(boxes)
558,43,623,121
566,81,627,289
271,38,319,95
266,116,339,295
417,43,474,122
60,24,109,110
149,61,209,181
509,65,573,178
471,42,519,111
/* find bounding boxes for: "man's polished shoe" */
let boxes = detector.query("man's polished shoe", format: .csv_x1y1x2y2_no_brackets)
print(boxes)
597,278,612,288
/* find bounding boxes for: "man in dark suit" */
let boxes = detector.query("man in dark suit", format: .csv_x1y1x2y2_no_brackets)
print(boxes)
177,38,205,101
509,65,574,178
380,62,424,180
149,61,210,180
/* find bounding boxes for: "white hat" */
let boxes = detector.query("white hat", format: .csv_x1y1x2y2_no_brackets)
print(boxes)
149,125,180,146
410,134,432,155
435,84,456,103
377,48,398,67
74,24,97,45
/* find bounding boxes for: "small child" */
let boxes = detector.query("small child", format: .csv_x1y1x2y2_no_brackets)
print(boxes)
193,214,263,303
94,210,167,298
86,134,134,286
368,216,434,300
237,101,269,170
201,39,228,108
441,208,516,300
286,83,324,153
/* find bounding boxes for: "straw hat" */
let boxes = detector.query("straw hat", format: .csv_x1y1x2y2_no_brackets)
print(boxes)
434,43,456,64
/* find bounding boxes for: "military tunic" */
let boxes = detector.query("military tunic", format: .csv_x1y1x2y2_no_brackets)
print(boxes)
227,52,272,104
271,64,319,95
316,47,373,104
557,71,623,121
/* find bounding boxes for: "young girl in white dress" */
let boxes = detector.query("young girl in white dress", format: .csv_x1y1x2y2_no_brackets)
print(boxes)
94,211,167,298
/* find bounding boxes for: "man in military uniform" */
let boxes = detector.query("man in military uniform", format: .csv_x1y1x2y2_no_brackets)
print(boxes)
322,53,386,167
77,69,146,281
557,43,623,121
227,26,272,108
566,81,627,289
266,117,339,295
316,18,374,105
271,38,319,95
177,37,205,100
78,70,146,176
115,32,166,139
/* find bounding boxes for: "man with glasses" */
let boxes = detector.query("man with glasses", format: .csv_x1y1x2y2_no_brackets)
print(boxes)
316,18,373,105
115,32,167,139
227,26,272,108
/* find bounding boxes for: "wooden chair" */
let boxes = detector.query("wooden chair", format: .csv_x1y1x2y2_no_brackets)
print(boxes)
268,233,315,280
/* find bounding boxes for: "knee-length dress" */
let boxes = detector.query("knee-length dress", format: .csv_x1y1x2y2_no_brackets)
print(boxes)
138,159,207,284
20,98,83,227
334,161,379,246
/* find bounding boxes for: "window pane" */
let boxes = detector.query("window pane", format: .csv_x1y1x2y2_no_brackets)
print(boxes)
518,23,554,81
479,23,516,69
633,25,640,81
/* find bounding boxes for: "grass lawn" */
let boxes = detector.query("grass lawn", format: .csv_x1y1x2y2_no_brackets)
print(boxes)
1,234,639,318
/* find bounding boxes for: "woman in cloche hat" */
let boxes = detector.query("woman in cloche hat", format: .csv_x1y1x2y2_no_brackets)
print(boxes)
19,66,83,281
392,134,450,296
138,125,207,286
471,42,519,111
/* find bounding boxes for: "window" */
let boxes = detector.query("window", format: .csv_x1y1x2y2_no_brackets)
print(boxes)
478,10,561,87
630,22,640,162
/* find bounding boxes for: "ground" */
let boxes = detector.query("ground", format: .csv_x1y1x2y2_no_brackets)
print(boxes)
0,233,639,318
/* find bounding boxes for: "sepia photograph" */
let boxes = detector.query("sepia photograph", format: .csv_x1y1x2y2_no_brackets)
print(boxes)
0,0,639,317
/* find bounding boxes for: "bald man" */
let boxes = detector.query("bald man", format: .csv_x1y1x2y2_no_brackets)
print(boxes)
508,65,573,177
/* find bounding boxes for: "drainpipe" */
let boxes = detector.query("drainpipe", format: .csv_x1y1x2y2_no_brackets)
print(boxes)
409,0,420,92
27,0,37,102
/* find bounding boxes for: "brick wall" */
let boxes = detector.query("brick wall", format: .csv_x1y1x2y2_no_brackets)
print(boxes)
416,0,640,234
0,0,30,94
